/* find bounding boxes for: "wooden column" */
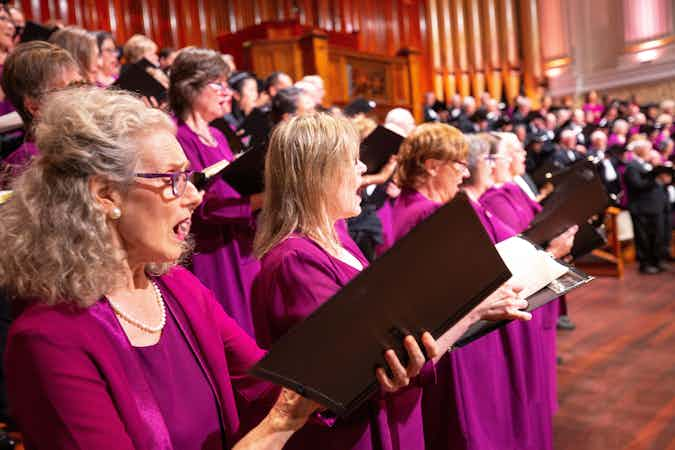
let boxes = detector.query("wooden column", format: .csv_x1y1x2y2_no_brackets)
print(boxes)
451,0,471,97
398,47,423,123
438,0,457,99
499,0,520,103
299,32,331,102
466,0,485,99
481,0,502,100
425,0,445,99
519,0,543,106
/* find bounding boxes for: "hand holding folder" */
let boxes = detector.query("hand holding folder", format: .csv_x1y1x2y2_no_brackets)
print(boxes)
250,193,512,416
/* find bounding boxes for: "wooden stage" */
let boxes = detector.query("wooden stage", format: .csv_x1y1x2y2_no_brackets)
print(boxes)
554,263,675,450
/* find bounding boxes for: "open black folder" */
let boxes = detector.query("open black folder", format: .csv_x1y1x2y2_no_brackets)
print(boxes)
250,193,512,417
454,236,593,348
523,159,609,246
360,125,404,174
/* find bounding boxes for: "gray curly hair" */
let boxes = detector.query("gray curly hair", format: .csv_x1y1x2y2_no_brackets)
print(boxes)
0,86,178,307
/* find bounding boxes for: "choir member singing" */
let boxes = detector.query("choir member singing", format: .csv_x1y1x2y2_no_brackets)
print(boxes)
0,86,324,450
1,41,82,178
170,47,263,336
251,114,530,450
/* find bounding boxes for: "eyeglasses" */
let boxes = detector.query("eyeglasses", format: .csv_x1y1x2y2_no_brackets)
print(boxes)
451,160,470,176
208,81,229,92
135,170,195,198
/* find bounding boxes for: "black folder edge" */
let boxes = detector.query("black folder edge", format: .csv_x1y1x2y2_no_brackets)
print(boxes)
249,193,512,416
453,262,594,348
359,125,405,175
524,161,610,246
219,144,266,196
112,59,167,103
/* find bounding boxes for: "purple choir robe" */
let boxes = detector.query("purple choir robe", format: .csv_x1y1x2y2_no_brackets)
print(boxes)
375,199,395,256
251,227,434,450
480,183,560,417
176,120,260,337
6,267,278,450
1,140,39,185
392,188,553,450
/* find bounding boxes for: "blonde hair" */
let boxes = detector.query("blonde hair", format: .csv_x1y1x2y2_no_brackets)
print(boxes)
123,34,157,64
0,87,177,307
350,115,377,140
396,123,468,190
254,112,360,258
48,26,97,78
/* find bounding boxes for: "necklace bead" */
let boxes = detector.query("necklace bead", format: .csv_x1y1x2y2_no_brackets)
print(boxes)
107,281,166,333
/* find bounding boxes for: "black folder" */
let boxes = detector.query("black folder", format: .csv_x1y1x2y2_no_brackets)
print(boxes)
20,21,57,43
219,144,266,196
113,58,167,103
454,263,593,348
360,125,404,174
250,193,512,416
570,222,607,259
523,160,609,246
210,118,243,155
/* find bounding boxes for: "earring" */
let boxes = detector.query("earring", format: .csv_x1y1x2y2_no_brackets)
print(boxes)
109,207,121,220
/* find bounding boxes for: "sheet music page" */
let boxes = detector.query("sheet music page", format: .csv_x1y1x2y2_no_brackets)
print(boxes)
202,158,230,178
495,236,569,298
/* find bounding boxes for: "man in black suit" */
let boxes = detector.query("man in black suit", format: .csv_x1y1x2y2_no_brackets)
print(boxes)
624,140,669,274
553,129,585,167
588,131,622,202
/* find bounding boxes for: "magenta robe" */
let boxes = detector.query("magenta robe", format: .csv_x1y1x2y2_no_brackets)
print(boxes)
392,189,552,450
6,267,277,450
251,226,434,450
176,120,260,337
481,183,559,416
1,140,39,186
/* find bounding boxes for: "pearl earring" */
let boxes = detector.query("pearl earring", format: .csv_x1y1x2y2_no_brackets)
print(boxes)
109,207,122,220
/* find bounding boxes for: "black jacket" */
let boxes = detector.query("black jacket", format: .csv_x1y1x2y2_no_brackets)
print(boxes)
624,160,668,215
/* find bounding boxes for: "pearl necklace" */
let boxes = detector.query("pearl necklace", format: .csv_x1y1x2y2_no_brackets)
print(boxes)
107,281,166,334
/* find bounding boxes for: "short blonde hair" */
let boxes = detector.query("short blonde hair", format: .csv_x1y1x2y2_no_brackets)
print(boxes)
350,115,377,140
123,34,157,64
0,87,176,307
396,123,468,190
254,112,360,258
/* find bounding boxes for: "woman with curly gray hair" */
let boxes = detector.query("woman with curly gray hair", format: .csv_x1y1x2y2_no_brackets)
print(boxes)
0,86,327,450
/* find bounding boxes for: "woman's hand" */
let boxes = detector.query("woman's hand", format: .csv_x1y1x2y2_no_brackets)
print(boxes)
267,388,322,432
361,155,398,187
546,225,578,259
375,332,439,393
475,283,532,322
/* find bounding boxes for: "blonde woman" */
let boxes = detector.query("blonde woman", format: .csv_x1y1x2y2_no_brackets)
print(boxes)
48,26,99,84
251,114,528,450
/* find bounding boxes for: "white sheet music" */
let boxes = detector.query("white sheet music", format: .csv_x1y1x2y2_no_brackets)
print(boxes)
495,236,569,299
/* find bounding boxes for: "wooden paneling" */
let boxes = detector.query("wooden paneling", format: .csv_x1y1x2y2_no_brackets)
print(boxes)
13,0,548,106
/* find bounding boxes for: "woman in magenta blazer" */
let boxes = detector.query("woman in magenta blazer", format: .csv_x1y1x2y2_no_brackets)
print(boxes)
0,87,332,450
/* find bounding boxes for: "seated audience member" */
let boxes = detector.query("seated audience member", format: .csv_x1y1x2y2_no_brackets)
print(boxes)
0,86,323,450
554,129,585,168
94,31,119,87
251,113,529,450
170,48,263,337
589,130,622,199
1,41,81,178
624,139,670,274
49,26,99,84
423,91,439,122
457,96,479,133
